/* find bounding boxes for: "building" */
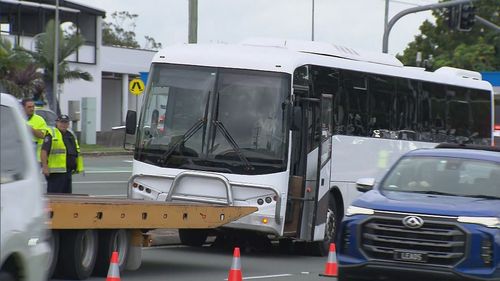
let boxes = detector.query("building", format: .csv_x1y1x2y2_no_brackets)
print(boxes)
0,0,156,143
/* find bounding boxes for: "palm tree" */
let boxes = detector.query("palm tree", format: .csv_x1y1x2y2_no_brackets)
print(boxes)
27,19,93,113
0,36,40,97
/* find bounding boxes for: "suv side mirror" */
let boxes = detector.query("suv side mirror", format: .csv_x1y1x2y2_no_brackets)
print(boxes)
125,110,137,135
356,178,375,192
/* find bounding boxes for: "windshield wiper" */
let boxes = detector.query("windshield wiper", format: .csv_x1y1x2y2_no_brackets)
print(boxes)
160,118,206,164
212,120,254,171
462,194,500,200
411,190,458,196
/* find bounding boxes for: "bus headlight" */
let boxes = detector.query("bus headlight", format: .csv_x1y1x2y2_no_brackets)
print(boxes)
457,216,500,228
346,205,374,216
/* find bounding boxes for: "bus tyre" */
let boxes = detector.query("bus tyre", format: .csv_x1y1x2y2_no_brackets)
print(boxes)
338,270,367,281
47,230,59,279
0,271,15,281
311,197,339,256
178,229,209,246
125,245,142,271
93,230,130,276
57,230,98,280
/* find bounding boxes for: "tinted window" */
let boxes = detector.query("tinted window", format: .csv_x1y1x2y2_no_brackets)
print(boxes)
395,78,418,133
0,105,27,183
343,71,368,136
368,75,395,133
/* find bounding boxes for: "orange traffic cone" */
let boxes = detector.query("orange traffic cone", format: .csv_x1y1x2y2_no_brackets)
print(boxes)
106,251,120,281
319,243,338,277
227,247,243,281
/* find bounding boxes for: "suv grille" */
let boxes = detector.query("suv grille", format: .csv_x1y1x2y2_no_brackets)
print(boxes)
361,215,466,266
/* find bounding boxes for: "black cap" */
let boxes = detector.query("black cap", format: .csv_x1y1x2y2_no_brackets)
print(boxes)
56,114,70,122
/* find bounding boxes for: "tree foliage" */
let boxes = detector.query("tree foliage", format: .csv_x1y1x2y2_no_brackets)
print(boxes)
25,19,93,112
0,36,43,98
398,0,500,71
102,11,163,50
102,11,140,48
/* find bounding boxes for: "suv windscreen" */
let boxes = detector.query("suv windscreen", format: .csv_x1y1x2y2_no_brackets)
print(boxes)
381,156,500,198
36,109,57,126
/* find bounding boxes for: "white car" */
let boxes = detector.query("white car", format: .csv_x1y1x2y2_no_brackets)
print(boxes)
1,93,51,281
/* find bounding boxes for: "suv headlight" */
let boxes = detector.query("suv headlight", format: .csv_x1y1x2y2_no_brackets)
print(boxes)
457,216,500,228
346,205,374,216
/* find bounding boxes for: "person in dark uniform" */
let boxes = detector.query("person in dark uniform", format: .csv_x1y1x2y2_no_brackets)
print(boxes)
41,114,84,193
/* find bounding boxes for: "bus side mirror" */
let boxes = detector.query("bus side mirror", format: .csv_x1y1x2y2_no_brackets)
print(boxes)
356,178,375,192
125,110,137,135
291,106,302,131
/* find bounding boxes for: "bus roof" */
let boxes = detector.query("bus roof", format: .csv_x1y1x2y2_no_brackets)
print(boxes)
152,39,493,91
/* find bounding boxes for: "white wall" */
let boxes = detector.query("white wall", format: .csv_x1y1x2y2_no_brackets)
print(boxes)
60,63,102,130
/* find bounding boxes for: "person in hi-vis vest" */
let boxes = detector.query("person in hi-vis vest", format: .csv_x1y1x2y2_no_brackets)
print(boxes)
41,114,84,193
22,98,48,163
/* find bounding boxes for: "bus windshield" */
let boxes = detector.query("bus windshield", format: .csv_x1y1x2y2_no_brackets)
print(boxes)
136,64,290,175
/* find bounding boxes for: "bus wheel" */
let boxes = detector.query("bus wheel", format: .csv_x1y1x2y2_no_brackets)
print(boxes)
0,271,15,281
47,230,59,279
179,229,209,246
57,230,98,280
311,197,338,256
93,230,130,276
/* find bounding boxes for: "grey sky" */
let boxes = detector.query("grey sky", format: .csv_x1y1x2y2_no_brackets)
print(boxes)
75,0,439,56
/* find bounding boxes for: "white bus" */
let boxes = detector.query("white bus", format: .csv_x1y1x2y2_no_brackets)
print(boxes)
495,92,500,146
125,39,494,255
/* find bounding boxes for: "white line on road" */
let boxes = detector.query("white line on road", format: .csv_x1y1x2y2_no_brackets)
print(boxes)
224,274,293,280
84,170,131,174
73,181,128,184
123,160,133,163
94,194,127,197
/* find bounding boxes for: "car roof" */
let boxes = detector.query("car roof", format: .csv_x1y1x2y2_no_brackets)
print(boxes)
407,147,500,163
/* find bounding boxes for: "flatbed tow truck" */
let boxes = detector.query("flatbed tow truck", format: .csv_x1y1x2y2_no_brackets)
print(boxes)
46,194,256,279
0,93,256,281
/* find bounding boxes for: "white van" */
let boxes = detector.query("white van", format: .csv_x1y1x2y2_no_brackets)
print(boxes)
0,93,50,281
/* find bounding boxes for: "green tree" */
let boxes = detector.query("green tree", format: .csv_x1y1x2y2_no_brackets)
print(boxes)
398,0,500,71
0,36,42,98
27,19,92,113
102,11,140,48
102,11,163,50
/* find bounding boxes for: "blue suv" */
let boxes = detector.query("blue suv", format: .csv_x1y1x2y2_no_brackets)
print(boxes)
337,144,500,281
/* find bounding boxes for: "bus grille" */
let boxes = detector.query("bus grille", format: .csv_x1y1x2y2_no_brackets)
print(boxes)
361,215,466,266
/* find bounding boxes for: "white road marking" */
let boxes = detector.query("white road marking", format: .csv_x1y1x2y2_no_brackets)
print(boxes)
89,194,127,197
123,160,133,163
73,181,128,184
84,170,131,174
224,274,293,280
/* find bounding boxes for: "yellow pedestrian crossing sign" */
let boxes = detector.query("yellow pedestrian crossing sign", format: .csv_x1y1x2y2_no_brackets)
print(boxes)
129,78,145,95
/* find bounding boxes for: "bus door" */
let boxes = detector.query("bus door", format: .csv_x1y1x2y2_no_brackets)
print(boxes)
284,88,333,241
310,94,333,241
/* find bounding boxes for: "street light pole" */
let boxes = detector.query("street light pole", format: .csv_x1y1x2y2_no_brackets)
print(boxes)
188,0,198,43
311,0,315,41
384,0,389,35
52,0,59,113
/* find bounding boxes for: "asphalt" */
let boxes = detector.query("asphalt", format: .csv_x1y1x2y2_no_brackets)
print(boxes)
80,148,133,157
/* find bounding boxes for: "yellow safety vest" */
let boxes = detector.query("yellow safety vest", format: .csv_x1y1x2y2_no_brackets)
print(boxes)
28,114,48,162
47,127,84,174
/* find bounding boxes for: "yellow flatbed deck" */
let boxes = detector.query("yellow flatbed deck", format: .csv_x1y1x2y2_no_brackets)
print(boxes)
47,195,257,230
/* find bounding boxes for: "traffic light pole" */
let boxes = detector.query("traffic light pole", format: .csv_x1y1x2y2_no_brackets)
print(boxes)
382,0,477,53
476,16,500,33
